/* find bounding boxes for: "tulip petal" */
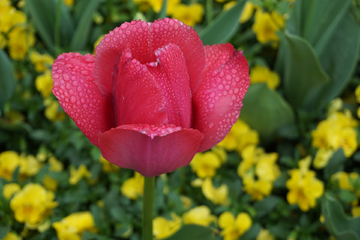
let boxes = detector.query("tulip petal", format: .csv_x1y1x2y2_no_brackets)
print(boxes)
98,124,204,177
147,43,191,128
150,18,205,93
116,57,168,125
94,19,205,103
52,53,115,146
192,44,250,152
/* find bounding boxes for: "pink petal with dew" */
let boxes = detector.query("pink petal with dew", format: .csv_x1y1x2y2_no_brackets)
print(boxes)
52,53,115,146
192,44,250,152
98,124,203,177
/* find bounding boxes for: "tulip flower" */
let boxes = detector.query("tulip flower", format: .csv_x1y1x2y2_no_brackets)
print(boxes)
52,18,249,177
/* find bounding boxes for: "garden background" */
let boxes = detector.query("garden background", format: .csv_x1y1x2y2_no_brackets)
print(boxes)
1,0,360,239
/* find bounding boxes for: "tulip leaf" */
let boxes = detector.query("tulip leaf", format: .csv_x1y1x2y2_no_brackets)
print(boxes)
240,83,295,144
324,149,346,180
70,0,103,51
27,0,74,52
0,49,16,111
163,225,214,240
322,193,360,240
282,32,329,110
158,0,168,19
199,0,246,45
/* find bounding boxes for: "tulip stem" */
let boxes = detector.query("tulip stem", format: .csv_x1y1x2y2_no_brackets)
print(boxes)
142,176,155,240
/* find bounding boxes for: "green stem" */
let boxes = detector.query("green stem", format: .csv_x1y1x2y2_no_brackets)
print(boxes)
142,176,155,240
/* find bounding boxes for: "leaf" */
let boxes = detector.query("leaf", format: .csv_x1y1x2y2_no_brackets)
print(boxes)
241,223,261,240
0,224,10,239
199,0,246,45
253,196,279,218
282,32,329,110
70,0,103,51
0,49,16,110
322,193,360,240
158,0,168,19
163,225,214,240
324,149,346,180
240,83,295,144
339,190,358,204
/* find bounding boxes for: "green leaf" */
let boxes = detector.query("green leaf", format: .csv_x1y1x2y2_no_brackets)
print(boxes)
158,0,168,19
240,83,295,144
253,196,279,218
0,49,16,110
82,232,113,240
163,225,214,240
200,0,246,45
282,32,329,110
324,149,346,180
0,224,10,239
70,0,103,51
339,190,358,204
322,193,360,240
241,223,261,240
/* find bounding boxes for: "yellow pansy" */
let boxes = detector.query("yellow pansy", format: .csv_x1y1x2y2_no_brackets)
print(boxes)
286,157,324,211
332,172,359,191
19,154,42,178
255,152,280,182
190,151,222,178
35,70,53,98
153,213,182,239
219,211,252,240
147,0,180,14
182,206,216,226
172,3,204,27
1,232,21,240
313,149,334,169
53,211,97,240
0,151,20,181
352,206,360,217
224,1,257,23
0,4,26,33
10,183,57,226
29,51,54,73
256,229,275,240
328,98,343,115
201,178,229,205
121,172,144,200
250,65,280,89
2,183,21,200
252,10,284,44
43,175,58,191
243,175,272,201
69,164,92,185
180,195,192,210
99,155,120,173
48,157,63,172
8,26,35,60
44,98,66,122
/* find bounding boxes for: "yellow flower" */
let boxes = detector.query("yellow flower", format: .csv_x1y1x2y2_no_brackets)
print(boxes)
255,152,280,182
19,154,42,178
0,151,20,181
286,157,324,211
332,172,359,191
69,164,92,185
53,212,97,240
313,149,334,169
2,183,21,200
29,52,54,73
8,26,35,60
148,0,180,14
328,98,343,115
10,183,57,226
219,211,252,240
44,98,66,122
0,33,7,48
352,206,360,217
182,206,216,227
190,151,222,178
99,155,120,173
172,3,204,27
180,195,192,210
243,175,272,201
256,229,275,240
35,70,53,98
252,10,284,44
93,35,104,54
121,172,144,200
48,157,63,172
218,119,259,152
224,1,257,23
355,85,360,104
250,65,280,89
43,175,58,191
132,0,152,12
62,0,74,6
1,232,21,240
0,5,26,33
201,178,229,205
153,213,182,239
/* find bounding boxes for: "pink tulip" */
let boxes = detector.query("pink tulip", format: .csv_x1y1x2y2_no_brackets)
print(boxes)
52,18,249,177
